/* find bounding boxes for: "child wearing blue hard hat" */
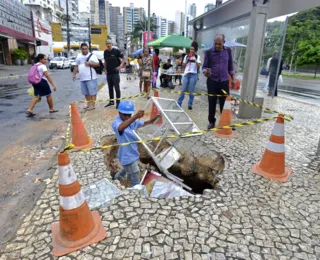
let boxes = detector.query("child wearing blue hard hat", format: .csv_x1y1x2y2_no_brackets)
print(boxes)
112,100,161,187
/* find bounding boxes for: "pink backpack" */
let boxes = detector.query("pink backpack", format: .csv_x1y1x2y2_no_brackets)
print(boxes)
28,64,42,84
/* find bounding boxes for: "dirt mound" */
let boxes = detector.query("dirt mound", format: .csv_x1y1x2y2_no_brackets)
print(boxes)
102,134,225,193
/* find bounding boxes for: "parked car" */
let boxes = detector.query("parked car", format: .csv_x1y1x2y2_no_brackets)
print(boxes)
260,67,268,76
68,56,76,66
49,57,70,69
70,60,77,72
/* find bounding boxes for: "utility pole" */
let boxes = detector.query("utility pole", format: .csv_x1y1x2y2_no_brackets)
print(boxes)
66,0,70,57
185,0,187,37
88,18,92,52
147,0,150,43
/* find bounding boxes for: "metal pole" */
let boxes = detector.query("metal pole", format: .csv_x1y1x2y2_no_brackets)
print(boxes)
147,0,150,43
317,137,320,156
272,16,289,98
66,0,70,57
185,0,187,36
238,4,270,119
88,18,92,52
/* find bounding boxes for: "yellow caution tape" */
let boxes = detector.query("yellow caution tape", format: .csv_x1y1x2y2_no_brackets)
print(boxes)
220,89,294,120
78,89,293,120
83,93,148,103
63,116,287,153
159,89,227,97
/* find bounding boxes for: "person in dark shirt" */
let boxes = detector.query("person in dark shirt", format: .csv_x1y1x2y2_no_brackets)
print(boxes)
268,51,283,97
160,59,173,87
202,34,235,129
104,40,126,108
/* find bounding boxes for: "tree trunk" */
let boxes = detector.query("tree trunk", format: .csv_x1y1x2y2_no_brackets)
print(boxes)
314,61,319,79
289,43,297,75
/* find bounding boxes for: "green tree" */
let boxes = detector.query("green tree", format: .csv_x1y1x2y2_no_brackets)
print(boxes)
296,38,320,78
262,22,283,65
131,16,158,48
283,7,320,73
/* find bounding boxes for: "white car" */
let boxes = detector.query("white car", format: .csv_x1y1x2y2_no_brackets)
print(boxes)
49,57,70,69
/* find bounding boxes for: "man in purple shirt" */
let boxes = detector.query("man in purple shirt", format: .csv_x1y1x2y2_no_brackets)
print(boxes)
202,34,235,129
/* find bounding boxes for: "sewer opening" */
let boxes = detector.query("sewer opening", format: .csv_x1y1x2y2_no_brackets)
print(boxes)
102,134,225,196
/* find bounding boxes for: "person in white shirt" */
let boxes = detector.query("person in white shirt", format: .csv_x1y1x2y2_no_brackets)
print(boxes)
26,53,58,117
72,43,100,111
177,42,201,110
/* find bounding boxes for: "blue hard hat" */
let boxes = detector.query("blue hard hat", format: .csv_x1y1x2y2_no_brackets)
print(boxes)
118,100,135,114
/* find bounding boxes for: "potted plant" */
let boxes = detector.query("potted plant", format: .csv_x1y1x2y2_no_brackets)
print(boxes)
11,49,21,65
11,49,29,65
19,50,29,65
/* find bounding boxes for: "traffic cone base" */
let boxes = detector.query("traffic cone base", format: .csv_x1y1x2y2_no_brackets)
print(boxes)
252,161,292,183
52,210,106,257
214,96,237,138
215,131,238,139
72,137,94,150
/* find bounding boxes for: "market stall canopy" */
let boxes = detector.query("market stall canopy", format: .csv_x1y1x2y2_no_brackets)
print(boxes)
147,34,192,48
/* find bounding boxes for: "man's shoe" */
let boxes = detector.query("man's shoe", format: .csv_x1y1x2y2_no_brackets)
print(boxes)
105,102,114,108
116,103,120,109
207,123,215,129
188,106,192,110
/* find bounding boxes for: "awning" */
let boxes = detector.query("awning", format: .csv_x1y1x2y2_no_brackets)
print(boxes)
0,25,36,43
53,47,64,53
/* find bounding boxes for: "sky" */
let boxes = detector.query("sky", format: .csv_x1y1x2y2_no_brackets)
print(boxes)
79,0,229,21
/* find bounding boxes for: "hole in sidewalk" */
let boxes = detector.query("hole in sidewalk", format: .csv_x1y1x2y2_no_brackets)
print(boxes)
102,134,225,195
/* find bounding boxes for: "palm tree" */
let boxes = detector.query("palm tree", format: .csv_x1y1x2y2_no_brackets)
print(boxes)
131,15,158,48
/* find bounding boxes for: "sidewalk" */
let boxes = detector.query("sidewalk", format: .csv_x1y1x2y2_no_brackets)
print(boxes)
1,76,320,260
0,65,32,81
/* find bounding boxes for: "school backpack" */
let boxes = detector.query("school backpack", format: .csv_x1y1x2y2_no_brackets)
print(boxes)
27,64,42,84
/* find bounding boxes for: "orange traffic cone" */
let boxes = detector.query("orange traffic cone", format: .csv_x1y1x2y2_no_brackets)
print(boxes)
52,152,107,256
215,96,237,138
150,90,163,126
251,115,293,182
71,102,94,150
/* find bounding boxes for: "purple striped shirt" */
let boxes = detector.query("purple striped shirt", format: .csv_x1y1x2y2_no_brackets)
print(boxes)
202,47,234,82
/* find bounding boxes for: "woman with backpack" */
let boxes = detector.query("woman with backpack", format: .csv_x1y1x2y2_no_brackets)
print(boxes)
26,53,58,117
177,41,201,110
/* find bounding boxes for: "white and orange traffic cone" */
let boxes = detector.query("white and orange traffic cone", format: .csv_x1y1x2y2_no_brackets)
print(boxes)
215,96,237,138
71,102,94,150
251,114,293,182
150,90,163,126
52,152,107,257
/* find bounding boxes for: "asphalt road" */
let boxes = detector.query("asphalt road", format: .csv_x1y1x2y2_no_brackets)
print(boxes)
0,68,105,247
257,76,320,104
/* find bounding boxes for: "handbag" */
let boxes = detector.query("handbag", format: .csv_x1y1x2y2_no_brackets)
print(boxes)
142,70,151,78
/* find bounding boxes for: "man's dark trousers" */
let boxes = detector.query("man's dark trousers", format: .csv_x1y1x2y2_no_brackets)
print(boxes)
107,74,120,105
207,78,230,125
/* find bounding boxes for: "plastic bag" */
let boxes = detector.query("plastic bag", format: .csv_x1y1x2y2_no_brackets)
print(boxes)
27,87,41,102
264,76,269,92
278,75,283,83
150,181,193,198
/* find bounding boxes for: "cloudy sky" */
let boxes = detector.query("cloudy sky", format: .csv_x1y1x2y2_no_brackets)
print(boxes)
80,0,229,21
